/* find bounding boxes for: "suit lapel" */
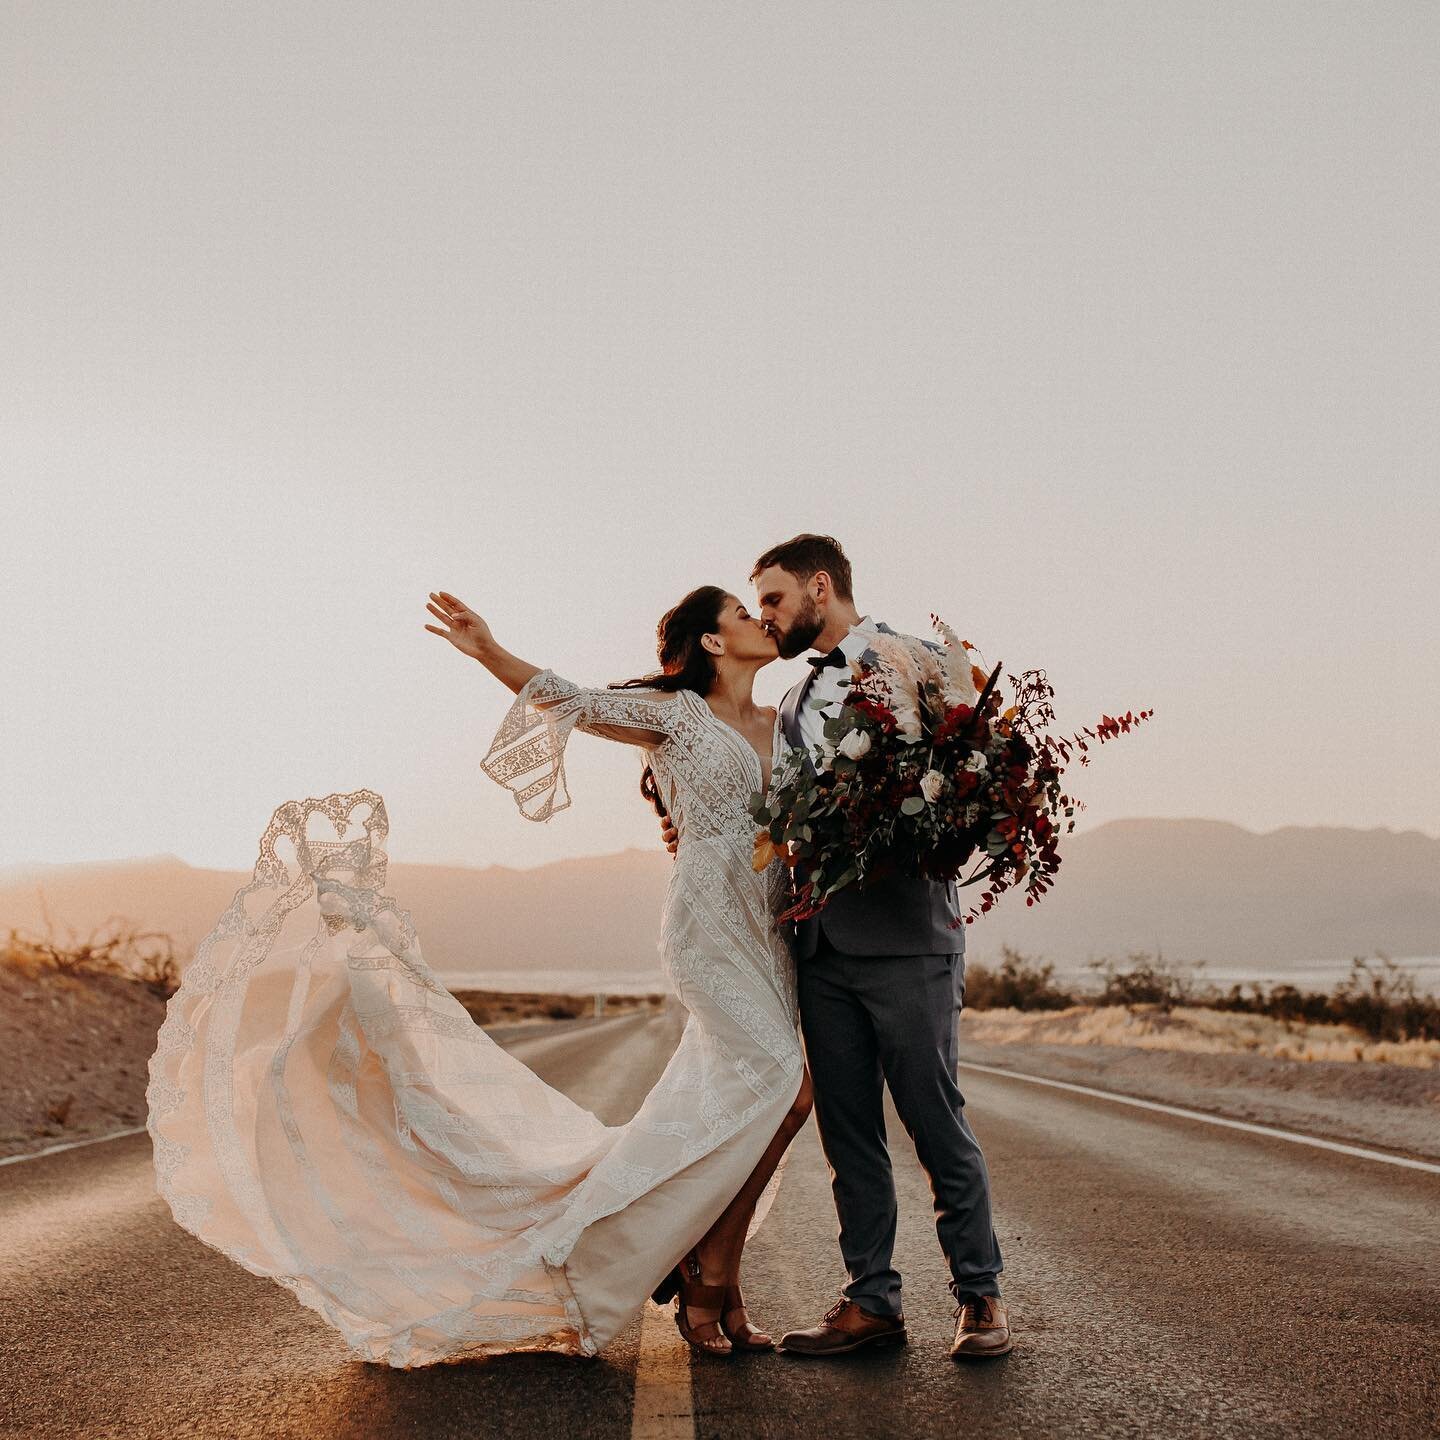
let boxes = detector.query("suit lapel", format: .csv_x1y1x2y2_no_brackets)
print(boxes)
780,671,812,749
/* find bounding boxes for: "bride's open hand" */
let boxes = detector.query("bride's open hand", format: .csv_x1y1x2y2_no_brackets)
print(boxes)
424,592,496,661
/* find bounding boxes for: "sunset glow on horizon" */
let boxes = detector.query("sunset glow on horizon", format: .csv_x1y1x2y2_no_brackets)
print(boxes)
4,4,1436,875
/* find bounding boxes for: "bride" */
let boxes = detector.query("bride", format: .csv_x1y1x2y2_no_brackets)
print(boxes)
146,585,814,1367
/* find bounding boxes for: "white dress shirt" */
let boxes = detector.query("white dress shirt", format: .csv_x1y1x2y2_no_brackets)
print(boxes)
798,615,882,752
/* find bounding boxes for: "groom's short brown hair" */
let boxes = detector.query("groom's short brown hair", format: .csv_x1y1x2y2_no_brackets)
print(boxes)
751,534,854,602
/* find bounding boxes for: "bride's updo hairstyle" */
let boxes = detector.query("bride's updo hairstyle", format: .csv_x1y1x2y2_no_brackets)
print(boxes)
610,584,729,819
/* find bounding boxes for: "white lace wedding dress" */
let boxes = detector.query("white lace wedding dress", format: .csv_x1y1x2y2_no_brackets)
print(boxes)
146,670,803,1367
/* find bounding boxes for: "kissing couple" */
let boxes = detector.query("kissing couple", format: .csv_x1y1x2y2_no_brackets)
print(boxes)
147,532,1011,1368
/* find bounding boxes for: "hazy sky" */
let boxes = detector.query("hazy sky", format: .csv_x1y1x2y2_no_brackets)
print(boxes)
3,2,1437,874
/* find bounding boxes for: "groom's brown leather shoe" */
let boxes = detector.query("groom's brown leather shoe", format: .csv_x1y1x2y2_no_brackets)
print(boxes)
777,1298,907,1356
950,1293,1012,1358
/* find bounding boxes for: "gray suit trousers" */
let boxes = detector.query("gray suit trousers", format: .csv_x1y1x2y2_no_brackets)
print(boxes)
797,932,1004,1315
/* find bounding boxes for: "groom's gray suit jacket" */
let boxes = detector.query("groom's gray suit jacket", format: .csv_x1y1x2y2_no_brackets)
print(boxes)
779,620,966,961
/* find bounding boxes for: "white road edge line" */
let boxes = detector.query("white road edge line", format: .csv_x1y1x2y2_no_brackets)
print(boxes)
957,1061,1440,1175
0,1126,148,1169
630,1298,695,1440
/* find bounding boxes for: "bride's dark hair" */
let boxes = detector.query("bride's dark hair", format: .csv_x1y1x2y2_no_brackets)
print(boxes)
610,584,729,820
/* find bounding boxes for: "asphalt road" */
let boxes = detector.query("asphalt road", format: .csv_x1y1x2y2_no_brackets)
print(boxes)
2,1006,1436,1440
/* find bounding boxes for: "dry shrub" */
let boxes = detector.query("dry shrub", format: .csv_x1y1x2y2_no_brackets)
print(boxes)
962,1003,1440,1068
964,946,1076,1010
453,989,666,1027
968,947,1440,1051
2,900,183,999
1087,950,1205,1012
1208,954,1440,1043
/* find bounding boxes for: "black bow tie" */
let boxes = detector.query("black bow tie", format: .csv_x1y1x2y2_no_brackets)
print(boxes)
807,647,848,672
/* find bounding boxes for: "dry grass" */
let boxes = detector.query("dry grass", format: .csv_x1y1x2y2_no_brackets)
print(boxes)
452,989,667,1027
962,1002,1440,1068
2,898,180,997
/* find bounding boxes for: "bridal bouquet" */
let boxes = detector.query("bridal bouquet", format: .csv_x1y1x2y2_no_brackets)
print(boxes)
750,617,1153,927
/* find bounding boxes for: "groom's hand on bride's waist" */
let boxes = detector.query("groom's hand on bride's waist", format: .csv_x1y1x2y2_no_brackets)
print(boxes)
659,815,679,857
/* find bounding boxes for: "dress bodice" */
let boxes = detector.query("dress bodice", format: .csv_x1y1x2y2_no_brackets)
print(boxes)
646,688,781,864
479,668,783,886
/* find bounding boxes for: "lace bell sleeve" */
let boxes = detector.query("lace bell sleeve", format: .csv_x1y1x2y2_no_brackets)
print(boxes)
480,668,684,822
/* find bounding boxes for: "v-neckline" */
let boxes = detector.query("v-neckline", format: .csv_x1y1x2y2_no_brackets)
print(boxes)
698,694,777,793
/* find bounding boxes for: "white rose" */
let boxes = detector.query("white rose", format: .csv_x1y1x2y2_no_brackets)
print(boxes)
920,769,946,804
962,751,988,774
837,730,872,760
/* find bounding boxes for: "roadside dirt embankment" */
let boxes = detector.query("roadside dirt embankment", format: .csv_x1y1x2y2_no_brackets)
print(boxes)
961,1004,1440,1163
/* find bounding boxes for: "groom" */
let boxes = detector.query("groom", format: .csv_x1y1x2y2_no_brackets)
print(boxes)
665,533,1010,1360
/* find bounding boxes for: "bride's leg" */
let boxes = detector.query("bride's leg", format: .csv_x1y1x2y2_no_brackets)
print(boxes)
695,1067,814,1281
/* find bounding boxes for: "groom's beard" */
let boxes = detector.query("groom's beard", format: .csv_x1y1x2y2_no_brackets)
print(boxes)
775,597,824,660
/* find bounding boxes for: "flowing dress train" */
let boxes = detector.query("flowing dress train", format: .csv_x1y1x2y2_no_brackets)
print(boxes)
145,671,802,1366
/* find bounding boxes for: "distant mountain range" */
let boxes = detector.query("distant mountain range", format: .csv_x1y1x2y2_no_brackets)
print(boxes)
2,819,1437,978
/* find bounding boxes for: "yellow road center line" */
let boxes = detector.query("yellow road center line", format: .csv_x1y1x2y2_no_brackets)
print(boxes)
630,1298,695,1440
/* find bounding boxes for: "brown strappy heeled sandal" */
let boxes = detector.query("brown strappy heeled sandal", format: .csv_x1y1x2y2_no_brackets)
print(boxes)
673,1251,732,1356
720,1284,774,1352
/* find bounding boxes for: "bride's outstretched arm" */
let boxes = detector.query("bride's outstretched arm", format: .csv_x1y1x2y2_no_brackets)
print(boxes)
424,588,672,745
424,591,542,694
429,589,679,820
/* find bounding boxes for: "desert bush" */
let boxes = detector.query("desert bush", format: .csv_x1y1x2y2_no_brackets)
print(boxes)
1087,950,1205,1013
1328,955,1438,1042
129,946,181,999
1210,955,1440,1043
1211,979,1337,1028
964,946,1076,1011
454,990,661,1026
2,915,183,998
